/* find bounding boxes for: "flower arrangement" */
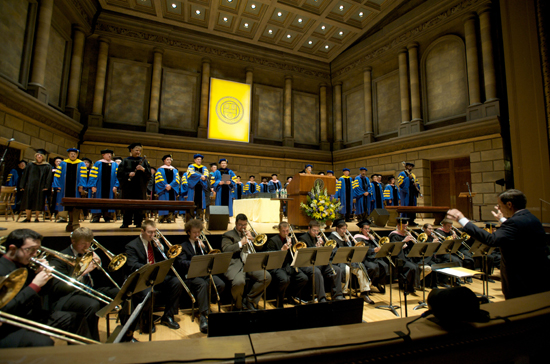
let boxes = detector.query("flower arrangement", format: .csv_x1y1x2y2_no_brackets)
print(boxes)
300,184,341,224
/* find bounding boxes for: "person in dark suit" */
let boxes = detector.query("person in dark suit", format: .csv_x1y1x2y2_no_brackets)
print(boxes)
47,227,119,342
0,229,89,347
174,219,225,334
123,220,183,336
447,189,550,300
221,214,271,310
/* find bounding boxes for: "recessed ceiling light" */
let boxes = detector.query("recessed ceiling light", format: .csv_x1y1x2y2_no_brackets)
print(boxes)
195,10,201,15
339,31,344,36
325,45,329,49
268,29,273,34
339,5,344,11
244,23,249,28
251,4,256,9
359,12,364,17
228,0,233,2
308,40,313,45
287,34,291,38
298,18,303,23
321,25,326,30
171,3,177,9
223,17,228,22
277,12,282,17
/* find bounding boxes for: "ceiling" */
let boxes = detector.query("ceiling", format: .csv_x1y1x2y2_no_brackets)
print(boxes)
98,0,406,62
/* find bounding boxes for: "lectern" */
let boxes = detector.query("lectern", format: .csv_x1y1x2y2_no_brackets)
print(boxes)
287,173,336,227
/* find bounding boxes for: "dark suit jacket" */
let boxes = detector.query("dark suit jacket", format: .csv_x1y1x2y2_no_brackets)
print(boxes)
298,232,317,248
174,238,206,276
266,234,292,270
221,228,244,280
124,236,170,276
462,209,550,299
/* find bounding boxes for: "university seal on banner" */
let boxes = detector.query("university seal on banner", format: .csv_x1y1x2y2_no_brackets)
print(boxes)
216,97,244,125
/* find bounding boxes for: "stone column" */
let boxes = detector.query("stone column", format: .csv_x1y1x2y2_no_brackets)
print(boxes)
363,67,374,144
463,13,481,106
319,83,330,150
88,37,110,127
407,43,422,122
333,81,343,150
65,26,86,121
479,5,497,102
245,67,254,85
28,0,54,103
283,75,294,147
147,48,164,133
198,58,211,138
398,49,410,123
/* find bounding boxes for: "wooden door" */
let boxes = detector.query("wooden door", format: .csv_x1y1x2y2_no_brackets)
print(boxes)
430,157,472,218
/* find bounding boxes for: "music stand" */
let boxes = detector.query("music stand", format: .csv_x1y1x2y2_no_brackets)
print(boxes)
292,246,335,303
332,247,369,299
374,242,404,317
187,252,233,315
470,241,495,300
243,251,287,309
407,242,440,310
99,259,174,343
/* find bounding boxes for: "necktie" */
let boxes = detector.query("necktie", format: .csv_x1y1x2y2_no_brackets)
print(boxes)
195,241,202,255
147,242,155,264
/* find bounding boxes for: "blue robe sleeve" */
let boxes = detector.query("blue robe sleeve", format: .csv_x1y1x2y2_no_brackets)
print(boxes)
213,170,222,190
383,185,392,202
155,170,166,194
88,162,100,189
53,164,63,189
5,169,18,186
78,162,88,188
353,177,363,198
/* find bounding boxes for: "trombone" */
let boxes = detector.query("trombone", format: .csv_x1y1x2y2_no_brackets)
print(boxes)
368,231,395,267
247,221,267,248
88,239,126,290
199,231,221,254
319,230,337,275
288,226,306,272
406,227,428,243
155,229,183,258
432,230,465,260
452,226,472,250
344,231,371,284
38,245,92,278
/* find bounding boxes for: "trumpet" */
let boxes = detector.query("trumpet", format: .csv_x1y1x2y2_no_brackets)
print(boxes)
319,230,337,275
199,231,221,254
89,239,126,290
155,229,182,258
38,245,93,279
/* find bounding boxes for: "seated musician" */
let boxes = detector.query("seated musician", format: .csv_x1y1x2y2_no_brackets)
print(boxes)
174,219,225,334
0,229,90,347
265,222,308,307
421,223,445,289
329,219,374,304
123,220,183,336
221,214,271,311
298,220,344,302
388,217,420,294
353,220,388,294
436,219,474,284
47,227,119,342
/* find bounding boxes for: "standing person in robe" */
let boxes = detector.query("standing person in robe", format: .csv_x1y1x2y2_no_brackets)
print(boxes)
5,160,26,213
48,157,62,219
299,164,313,174
209,163,217,198
335,168,354,222
326,170,334,177
383,176,400,206
80,158,93,219
178,169,189,219
53,148,88,223
398,162,421,226
213,158,237,217
88,149,119,223
268,174,282,194
259,177,269,193
155,155,179,223
116,143,151,229
19,149,53,222
371,174,384,210
244,175,259,196
186,154,209,221
233,175,244,200
353,167,372,222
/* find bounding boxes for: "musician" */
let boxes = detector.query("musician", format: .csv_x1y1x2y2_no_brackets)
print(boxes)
388,217,420,294
436,219,474,281
298,220,344,302
329,219,374,304
0,229,90,347
156,155,180,223
421,223,444,289
335,168,354,222
260,177,269,193
371,174,384,210
353,167,372,222
353,220,388,294
19,149,53,222
124,220,183,334
268,174,282,193
221,214,272,311
53,148,88,223
213,159,237,217
47,227,118,341
244,175,259,196
88,149,119,223
5,160,26,213
383,176,400,206
186,154,209,221
265,222,308,307
233,175,244,200
116,143,152,229
398,162,421,226
447,189,550,299
174,219,225,334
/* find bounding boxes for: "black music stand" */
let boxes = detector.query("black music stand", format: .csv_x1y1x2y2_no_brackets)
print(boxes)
243,251,287,309
407,242,440,310
99,259,174,343
187,252,233,316
332,247,369,299
292,246,333,303
374,242,404,317
470,241,495,301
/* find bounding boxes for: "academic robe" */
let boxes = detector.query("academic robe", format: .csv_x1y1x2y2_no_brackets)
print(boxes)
244,182,259,196
20,162,53,211
259,182,269,193
155,166,180,216
398,170,420,207
88,160,119,213
371,181,384,210
178,172,188,215
335,176,354,214
116,156,152,200
53,159,88,212
353,175,372,215
268,180,282,193
5,168,20,187
213,168,236,216
186,164,209,209
383,184,400,206
233,182,244,200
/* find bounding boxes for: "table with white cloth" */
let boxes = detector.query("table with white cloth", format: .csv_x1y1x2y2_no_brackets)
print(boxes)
233,198,280,223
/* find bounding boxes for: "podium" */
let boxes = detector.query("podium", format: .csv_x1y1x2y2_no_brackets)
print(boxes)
287,173,336,227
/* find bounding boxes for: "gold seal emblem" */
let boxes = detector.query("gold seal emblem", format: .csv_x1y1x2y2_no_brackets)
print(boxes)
216,97,244,125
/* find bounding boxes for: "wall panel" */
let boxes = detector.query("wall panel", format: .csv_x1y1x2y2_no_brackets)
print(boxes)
159,68,199,131
293,91,319,145
254,84,283,141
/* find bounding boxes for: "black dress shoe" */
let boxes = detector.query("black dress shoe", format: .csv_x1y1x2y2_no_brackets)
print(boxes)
376,283,386,294
21,218,30,223
160,315,180,330
120,224,129,229
199,314,208,334
243,298,257,311
34,218,40,222
141,323,156,334
361,292,375,305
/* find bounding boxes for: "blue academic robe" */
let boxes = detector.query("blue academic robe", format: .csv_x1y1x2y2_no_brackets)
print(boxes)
370,182,385,210
398,171,420,207
53,159,87,211
178,172,188,215
244,182,259,196
5,169,18,186
186,164,209,209
335,176,354,214
384,184,400,206
155,167,180,216
268,180,282,193
213,169,236,217
353,175,372,215
233,182,244,199
259,183,270,193
88,160,119,213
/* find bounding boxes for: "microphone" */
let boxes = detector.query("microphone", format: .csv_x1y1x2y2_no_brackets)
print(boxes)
9,138,15,142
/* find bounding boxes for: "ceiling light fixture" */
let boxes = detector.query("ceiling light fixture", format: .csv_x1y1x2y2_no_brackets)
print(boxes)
308,40,313,45
268,29,273,34
325,45,329,49
251,4,256,9
359,11,364,17
298,18,303,23
339,5,344,11
223,17,228,22
244,23,249,28
171,3,177,8
195,10,201,15
339,31,344,36
287,34,291,38
321,25,326,30
277,12,282,17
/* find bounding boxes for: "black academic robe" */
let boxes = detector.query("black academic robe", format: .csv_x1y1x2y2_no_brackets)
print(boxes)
117,157,151,200
19,162,53,211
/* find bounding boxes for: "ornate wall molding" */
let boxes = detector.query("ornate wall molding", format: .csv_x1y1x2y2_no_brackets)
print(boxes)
333,0,483,78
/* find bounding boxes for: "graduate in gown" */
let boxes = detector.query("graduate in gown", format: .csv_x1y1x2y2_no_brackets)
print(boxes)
244,175,259,196
5,160,26,212
155,154,180,223
88,149,119,223
383,175,400,206
398,162,421,226
267,174,282,193
353,167,372,222
370,174,385,210
213,158,237,217
335,168,354,222
233,175,244,200
259,177,269,193
19,149,53,222
53,148,88,222
186,154,209,220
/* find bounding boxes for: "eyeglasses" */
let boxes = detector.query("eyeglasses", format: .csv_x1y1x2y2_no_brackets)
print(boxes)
22,246,40,254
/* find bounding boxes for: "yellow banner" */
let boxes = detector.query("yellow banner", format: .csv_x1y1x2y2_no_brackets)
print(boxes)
208,78,251,143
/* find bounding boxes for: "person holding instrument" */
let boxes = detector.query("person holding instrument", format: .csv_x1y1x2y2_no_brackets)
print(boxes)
221,214,271,311
446,189,550,300
388,217,420,294
123,220,183,337
174,219,225,334
0,229,90,347
353,220,388,294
